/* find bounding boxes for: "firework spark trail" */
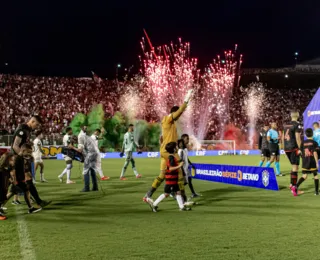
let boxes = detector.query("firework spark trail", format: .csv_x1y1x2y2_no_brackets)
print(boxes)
244,82,265,148
138,34,240,141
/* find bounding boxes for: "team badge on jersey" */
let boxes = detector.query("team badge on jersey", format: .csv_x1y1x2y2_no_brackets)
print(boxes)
262,170,269,187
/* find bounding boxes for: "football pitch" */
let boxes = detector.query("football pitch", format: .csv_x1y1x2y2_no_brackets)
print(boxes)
2,155,320,260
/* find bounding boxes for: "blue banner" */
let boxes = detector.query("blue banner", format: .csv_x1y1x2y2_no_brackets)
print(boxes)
303,88,320,130
54,149,287,160
191,163,279,191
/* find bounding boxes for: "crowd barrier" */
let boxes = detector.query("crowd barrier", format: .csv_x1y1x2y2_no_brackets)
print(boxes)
191,163,279,191
0,146,287,159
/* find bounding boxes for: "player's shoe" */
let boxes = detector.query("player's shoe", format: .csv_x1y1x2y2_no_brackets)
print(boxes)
191,193,201,198
58,176,63,183
152,205,158,213
32,179,37,184
66,180,76,184
101,176,110,181
120,177,127,181
298,190,304,195
0,215,7,220
315,192,319,196
180,207,192,211
40,200,52,208
28,207,42,214
276,173,284,177
1,207,7,211
184,201,195,207
136,174,142,179
12,200,21,205
290,186,298,196
40,179,48,183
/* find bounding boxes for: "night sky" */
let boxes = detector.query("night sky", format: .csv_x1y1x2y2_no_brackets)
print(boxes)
0,1,319,78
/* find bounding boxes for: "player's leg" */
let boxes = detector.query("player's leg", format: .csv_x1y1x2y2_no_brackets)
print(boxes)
90,168,98,191
39,161,47,182
259,150,266,167
289,151,300,188
120,155,130,180
130,157,141,178
265,156,275,168
31,161,36,183
291,172,308,196
58,161,69,182
66,161,75,184
144,157,166,199
313,172,319,195
274,154,282,176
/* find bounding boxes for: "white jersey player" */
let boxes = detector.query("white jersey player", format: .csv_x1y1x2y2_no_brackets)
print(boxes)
120,124,142,180
91,129,109,181
58,127,76,184
33,131,47,182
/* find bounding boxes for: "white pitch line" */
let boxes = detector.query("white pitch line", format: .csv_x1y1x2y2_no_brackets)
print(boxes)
15,207,37,260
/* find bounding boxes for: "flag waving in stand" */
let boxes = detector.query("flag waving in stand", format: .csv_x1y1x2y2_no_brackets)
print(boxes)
91,71,102,85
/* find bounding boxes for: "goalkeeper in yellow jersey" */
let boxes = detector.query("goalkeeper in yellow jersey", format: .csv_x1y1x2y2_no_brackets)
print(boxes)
143,89,193,204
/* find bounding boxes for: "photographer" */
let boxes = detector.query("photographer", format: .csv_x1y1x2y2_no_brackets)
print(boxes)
78,125,99,192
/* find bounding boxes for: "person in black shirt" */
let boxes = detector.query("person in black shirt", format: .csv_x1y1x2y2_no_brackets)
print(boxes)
11,115,43,155
258,124,270,167
283,111,303,189
0,152,15,220
12,144,42,214
290,128,319,196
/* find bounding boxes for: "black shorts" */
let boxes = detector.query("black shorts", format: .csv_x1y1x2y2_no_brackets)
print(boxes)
285,151,300,165
164,184,180,194
261,149,271,158
302,170,317,175
11,183,27,194
269,145,280,156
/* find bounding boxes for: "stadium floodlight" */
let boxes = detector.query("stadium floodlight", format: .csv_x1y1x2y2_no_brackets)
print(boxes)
285,74,289,78
117,64,121,68
295,52,299,56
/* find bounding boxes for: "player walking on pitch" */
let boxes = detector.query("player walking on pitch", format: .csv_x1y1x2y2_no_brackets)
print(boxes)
283,111,303,192
290,128,319,196
91,129,109,181
58,127,76,184
265,122,282,176
120,124,142,180
143,89,193,203
258,124,270,167
33,130,47,182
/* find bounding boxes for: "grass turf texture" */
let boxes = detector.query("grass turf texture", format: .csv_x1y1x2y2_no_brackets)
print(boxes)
1,155,320,260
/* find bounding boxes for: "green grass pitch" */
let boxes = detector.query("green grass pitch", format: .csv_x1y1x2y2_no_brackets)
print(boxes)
1,155,320,260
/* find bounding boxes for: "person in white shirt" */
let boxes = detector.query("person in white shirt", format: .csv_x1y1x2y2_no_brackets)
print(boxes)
78,125,99,192
120,124,142,180
33,130,47,182
58,127,76,184
91,129,109,181
179,134,200,198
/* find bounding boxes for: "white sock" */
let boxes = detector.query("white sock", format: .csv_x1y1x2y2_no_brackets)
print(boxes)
66,170,71,182
97,168,104,178
133,167,138,176
176,195,184,209
153,194,166,207
59,168,67,178
40,173,44,180
120,168,125,178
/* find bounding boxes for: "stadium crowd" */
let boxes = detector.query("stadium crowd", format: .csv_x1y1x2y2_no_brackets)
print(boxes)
0,74,317,141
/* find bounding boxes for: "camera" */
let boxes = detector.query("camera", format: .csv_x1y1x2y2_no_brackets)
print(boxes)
61,146,84,163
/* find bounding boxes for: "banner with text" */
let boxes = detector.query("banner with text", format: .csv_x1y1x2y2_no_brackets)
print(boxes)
191,163,279,191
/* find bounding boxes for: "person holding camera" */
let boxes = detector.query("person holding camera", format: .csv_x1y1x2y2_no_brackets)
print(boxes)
78,125,99,192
